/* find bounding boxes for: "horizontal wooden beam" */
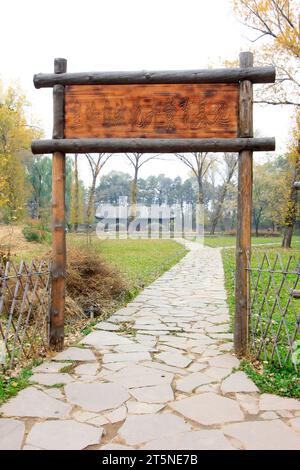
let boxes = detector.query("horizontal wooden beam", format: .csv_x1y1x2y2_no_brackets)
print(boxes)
33,66,276,88
31,137,275,154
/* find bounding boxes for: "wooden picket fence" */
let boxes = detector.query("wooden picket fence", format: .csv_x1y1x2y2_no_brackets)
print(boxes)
247,252,300,369
0,258,51,371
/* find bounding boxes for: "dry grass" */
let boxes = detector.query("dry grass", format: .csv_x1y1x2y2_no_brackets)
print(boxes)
66,247,128,317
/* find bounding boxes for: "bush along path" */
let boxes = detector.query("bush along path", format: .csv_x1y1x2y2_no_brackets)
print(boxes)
1,241,300,450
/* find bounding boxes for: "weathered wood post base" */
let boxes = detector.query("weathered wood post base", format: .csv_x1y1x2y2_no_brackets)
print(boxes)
234,52,253,357
50,58,67,351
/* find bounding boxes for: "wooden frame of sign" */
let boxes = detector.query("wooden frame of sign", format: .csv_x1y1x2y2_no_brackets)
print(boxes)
32,53,276,354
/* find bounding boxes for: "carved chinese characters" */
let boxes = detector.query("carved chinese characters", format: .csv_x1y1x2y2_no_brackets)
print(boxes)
65,83,238,139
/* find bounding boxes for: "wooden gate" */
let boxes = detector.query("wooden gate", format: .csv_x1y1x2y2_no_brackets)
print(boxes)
31,53,276,355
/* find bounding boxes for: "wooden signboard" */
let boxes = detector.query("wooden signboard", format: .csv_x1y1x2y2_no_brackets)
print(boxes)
65,84,238,139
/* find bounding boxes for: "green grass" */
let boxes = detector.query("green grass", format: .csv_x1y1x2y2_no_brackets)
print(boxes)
71,238,187,295
222,249,236,332
204,235,291,248
0,365,34,406
222,245,300,398
240,360,300,398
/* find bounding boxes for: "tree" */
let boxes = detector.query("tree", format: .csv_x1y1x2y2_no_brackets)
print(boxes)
26,156,52,218
85,153,111,228
96,171,131,205
281,110,300,247
69,154,85,231
252,163,273,236
175,152,213,206
232,0,300,106
210,153,238,234
175,152,213,237
125,153,158,219
262,156,287,230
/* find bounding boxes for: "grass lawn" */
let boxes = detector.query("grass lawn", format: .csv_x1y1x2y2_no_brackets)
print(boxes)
222,246,300,398
1,224,187,292
69,236,187,294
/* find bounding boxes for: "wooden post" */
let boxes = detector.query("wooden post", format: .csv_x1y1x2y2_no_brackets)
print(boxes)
50,58,67,350
234,51,253,357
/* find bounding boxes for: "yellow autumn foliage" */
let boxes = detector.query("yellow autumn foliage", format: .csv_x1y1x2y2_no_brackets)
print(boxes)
232,0,300,106
233,1,299,58
0,82,38,221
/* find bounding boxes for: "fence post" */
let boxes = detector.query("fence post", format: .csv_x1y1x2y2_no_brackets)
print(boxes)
234,51,253,357
50,58,67,350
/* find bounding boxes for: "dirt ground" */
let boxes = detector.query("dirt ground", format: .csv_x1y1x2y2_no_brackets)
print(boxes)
0,225,49,260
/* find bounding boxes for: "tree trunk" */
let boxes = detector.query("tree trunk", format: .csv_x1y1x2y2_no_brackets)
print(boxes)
210,186,227,235
86,176,97,241
197,178,204,206
196,179,204,238
210,217,218,235
282,225,294,248
281,156,300,248
129,165,138,221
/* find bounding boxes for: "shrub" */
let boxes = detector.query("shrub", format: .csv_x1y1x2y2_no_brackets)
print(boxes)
66,247,128,317
22,220,52,244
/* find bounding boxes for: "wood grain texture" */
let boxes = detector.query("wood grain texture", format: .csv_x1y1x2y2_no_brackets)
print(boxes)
31,137,275,154
33,66,276,88
235,51,254,357
64,83,238,139
50,57,67,351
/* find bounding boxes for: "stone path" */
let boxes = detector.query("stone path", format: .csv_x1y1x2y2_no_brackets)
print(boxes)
1,241,300,450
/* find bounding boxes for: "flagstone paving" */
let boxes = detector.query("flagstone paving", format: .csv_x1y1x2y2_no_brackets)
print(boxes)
1,241,300,450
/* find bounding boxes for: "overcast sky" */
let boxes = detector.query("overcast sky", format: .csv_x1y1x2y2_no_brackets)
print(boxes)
0,0,293,185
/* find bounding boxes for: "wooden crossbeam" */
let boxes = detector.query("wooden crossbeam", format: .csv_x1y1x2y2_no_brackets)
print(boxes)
33,66,276,88
31,137,275,155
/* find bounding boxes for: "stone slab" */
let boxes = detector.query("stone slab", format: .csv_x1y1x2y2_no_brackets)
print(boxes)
30,373,73,386
0,387,71,419
142,430,234,450
126,401,165,414
26,420,103,450
33,362,71,374
130,385,174,403
221,372,259,393
102,352,151,363
65,382,129,412
80,331,133,348
100,443,135,450
94,321,121,331
103,365,173,389
104,405,127,423
0,419,25,450
176,373,215,393
223,420,300,450
156,352,192,368
74,363,99,376
115,344,157,353
208,353,239,369
289,418,300,433
259,394,300,411
119,414,190,446
170,392,244,425
54,347,96,362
